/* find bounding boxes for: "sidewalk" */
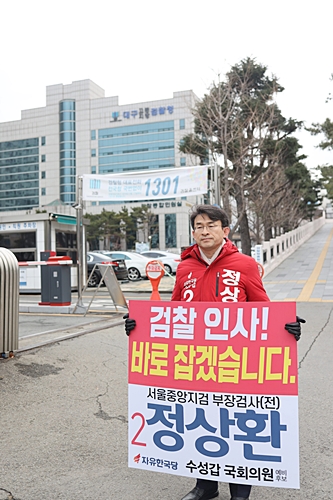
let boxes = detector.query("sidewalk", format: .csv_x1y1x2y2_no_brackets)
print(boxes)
18,275,175,315
263,220,333,301
120,275,175,294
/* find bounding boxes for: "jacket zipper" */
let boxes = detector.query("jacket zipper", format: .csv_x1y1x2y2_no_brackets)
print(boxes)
216,272,220,297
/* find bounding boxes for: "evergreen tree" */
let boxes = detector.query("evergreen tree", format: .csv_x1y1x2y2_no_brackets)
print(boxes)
180,57,318,253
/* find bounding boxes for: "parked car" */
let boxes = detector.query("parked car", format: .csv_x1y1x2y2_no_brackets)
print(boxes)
140,250,181,274
97,251,152,281
87,252,128,287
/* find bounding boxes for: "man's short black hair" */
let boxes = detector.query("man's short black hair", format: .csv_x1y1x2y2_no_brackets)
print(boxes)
190,204,229,229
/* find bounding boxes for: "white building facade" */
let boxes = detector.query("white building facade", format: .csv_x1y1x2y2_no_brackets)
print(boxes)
0,80,206,252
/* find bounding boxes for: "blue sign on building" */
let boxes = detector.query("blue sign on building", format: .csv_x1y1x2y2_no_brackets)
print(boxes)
111,106,174,122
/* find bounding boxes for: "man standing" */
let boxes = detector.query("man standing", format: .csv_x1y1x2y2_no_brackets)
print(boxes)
125,204,303,500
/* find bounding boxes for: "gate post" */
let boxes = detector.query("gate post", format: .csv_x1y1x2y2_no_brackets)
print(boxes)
0,248,19,357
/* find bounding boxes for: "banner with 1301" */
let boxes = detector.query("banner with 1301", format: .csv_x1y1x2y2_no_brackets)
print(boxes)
82,166,208,201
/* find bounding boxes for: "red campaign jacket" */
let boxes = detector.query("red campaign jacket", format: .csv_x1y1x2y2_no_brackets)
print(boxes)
171,239,269,303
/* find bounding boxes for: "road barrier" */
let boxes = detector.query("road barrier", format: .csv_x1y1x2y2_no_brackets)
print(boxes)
18,257,76,293
19,257,73,306
0,248,19,357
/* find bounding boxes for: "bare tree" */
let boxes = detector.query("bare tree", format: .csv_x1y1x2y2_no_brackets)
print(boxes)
180,57,315,253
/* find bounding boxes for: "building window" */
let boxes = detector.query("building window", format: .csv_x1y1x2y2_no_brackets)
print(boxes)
91,149,96,157
59,100,76,205
0,137,39,212
41,171,46,179
165,214,176,248
59,101,75,111
41,154,46,162
91,130,96,140
0,231,37,261
41,136,46,146
91,166,96,174
98,121,175,174
150,214,159,249
180,157,186,166
180,119,185,130
41,188,46,196
56,230,77,263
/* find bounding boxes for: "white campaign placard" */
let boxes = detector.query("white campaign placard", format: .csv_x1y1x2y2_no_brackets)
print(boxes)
127,300,300,489
82,166,208,202
128,385,299,489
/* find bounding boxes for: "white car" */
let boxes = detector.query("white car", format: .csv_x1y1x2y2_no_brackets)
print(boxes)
140,250,181,275
101,251,152,281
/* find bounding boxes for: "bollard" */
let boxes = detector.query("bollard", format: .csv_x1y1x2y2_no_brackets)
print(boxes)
0,248,19,358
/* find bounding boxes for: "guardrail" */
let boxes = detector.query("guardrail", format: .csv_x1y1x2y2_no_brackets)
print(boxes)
0,248,19,357
254,216,326,276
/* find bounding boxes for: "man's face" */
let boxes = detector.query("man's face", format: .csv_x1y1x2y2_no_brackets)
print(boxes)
192,214,230,256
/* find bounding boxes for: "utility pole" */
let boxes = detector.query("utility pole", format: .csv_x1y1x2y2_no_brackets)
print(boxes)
214,161,221,206
74,175,85,311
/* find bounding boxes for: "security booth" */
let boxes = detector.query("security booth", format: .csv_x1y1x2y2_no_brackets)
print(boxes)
0,210,80,293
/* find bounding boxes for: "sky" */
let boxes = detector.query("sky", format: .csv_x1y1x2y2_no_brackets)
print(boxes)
1,0,332,172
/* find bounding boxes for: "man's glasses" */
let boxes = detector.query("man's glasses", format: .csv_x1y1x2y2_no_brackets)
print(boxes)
193,223,222,232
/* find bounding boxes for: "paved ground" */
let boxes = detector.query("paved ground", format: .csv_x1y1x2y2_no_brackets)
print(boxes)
1,222,333,499
263,219,333,302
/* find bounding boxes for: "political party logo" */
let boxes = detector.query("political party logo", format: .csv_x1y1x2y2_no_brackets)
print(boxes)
89,178,101,190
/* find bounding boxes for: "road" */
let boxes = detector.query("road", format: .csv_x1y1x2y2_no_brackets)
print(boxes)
18,287,172,345
1,223,332,499
1,299,332,499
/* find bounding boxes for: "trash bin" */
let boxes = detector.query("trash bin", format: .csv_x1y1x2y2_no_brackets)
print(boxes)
47,255,72,306
0,248,19,357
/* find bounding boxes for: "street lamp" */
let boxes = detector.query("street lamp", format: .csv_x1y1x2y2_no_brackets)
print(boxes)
214,161,221,206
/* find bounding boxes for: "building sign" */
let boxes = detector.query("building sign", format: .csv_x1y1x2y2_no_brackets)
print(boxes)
0,222,37,231
20,268,27,287
128,300,299,489
82,166,208,202
111,106,174,122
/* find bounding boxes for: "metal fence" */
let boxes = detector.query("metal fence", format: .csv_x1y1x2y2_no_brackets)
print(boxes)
0,248,19,357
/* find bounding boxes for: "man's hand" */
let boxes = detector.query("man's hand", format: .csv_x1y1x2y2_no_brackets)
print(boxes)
123,313,136,336
285,316,306,341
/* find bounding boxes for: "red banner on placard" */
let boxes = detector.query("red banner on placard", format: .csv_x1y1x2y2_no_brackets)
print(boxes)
128,300,297,396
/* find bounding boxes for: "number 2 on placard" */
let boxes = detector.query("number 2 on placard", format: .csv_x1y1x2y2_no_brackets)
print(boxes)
131,412,146,447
